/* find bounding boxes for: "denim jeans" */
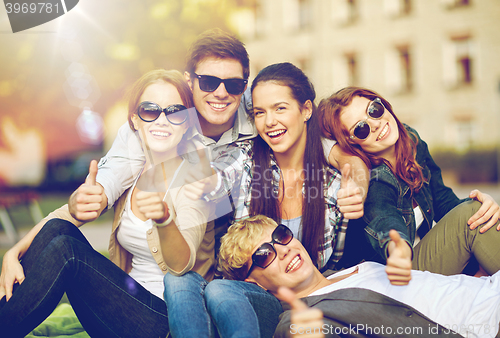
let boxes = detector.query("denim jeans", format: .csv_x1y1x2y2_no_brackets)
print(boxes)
163,271,214,338
0,219,169,338
205,279,283,338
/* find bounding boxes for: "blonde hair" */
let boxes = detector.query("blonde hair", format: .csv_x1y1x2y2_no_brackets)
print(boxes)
218,215,278,281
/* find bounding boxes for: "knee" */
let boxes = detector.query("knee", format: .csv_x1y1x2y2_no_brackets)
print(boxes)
42,218,80,238
163,271,206,297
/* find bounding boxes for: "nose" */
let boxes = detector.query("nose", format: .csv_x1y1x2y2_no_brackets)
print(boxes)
212,81,229,99
275,242,290,260
155,111,170,126
265,111,277,127
368,117,381,131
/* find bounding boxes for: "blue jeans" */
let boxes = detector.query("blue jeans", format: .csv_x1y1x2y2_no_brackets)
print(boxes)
205,279,283,338
0,219,169,338
163,271,214,338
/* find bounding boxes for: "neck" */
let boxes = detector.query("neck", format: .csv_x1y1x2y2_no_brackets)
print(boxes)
198,113,236,142
294,270,331,298
273,135,307,172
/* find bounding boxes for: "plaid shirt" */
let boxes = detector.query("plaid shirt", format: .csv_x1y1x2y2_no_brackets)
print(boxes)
208,140,348,269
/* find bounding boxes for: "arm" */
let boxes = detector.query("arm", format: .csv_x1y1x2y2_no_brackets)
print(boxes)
416,131,500,232
328,144,368,220
0,162,99,301
363,176,413,262
275,287,325,338
95,122,145,208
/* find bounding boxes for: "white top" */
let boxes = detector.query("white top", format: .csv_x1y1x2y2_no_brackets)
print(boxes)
413,205,424,246
117,161,184,299
311,262,500,338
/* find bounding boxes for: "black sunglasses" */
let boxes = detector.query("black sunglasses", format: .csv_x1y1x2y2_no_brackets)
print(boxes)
193,73,248,95
246,224,294,278
137,101,189,125
350,97,386,140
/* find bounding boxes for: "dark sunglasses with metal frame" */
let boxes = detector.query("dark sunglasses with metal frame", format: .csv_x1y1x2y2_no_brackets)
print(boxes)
136,101,189,125
350,97,386,140
246,224,294,278
193,73,248,95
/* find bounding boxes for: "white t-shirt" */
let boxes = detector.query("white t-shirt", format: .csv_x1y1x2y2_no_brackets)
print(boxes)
310,262,500,337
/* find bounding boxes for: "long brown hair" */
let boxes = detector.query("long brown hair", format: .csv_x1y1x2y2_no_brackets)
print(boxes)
318,86,424,193
249,62,327,265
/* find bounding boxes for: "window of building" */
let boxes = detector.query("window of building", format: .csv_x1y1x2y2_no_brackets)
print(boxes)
441,0,470,9
332,0,358,26
455,119,475,151
442,36,474,88
332,52,358,89
384,0,412,17
385,45,412,94
283,0,312,32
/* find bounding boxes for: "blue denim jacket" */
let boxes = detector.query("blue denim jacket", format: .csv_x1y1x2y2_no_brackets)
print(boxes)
361,125,469,261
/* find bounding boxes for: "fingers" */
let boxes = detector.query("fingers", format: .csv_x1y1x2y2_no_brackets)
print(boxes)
136,191,166,221
277,287,308,311
389,229,402,245
85,160,98,186
340,163,351,190
197,148,212,177
468,191,500,233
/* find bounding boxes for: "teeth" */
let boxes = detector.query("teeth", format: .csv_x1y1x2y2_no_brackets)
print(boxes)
377,124,388,141
268,130,286,137
209,102,229,109
286,255,301,273
151,131,171,137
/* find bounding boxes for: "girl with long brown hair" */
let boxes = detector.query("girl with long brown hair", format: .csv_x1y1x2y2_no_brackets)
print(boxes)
318,86,500,284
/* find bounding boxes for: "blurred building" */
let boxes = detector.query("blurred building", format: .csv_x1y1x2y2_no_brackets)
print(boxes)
231,0,500,153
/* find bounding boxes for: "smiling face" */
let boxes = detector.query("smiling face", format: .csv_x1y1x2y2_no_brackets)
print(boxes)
186,57,246,139
340,96,399,162
132,81,189,158
245,225,322,296
252,82,311,157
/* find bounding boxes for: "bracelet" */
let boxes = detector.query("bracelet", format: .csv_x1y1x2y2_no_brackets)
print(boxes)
153,202,171,227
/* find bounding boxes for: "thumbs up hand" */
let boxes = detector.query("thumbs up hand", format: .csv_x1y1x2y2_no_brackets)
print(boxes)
184,148,218,200
337,163,364,220
277,287,324,338
385,230,412,285
69,160,105,222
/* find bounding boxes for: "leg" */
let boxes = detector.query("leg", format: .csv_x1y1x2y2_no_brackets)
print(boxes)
205,279,283,338
413,200,500,275
163,271,214,338
0,219,169,338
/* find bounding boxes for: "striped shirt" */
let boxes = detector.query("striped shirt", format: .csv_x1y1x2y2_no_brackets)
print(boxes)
207,140,348,269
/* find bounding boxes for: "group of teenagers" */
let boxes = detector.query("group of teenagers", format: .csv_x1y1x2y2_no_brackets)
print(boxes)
1,28,500,338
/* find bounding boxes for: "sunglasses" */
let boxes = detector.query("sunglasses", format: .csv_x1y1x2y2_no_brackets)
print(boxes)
193,73,248,95
137,101,189,125
246,224,294,278
350,97,386,140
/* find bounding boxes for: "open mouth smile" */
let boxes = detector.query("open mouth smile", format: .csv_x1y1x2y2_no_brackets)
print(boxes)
150,130,171,138
285,255,302,273
209,102,230,109
377,123,389,141
267,129,286,138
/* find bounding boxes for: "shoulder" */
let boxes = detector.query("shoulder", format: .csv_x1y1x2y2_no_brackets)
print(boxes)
369,163,398,187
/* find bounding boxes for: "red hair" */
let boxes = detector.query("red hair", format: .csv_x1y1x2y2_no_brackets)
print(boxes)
318,87,425,194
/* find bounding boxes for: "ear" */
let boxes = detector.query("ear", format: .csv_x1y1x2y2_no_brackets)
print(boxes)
184,71,194,91
244,277,267,291
302,100,313,122
131,114,140,131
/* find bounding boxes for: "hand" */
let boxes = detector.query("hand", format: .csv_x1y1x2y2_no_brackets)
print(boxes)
337,163,364,219
0,249,25,302
468,190,500,233
69,160,104,222
136,191,169,223
277,287,324,337
385,230,412,286
184,148,218,200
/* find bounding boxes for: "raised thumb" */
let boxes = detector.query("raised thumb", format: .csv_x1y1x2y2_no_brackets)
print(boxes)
85,160,98,186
